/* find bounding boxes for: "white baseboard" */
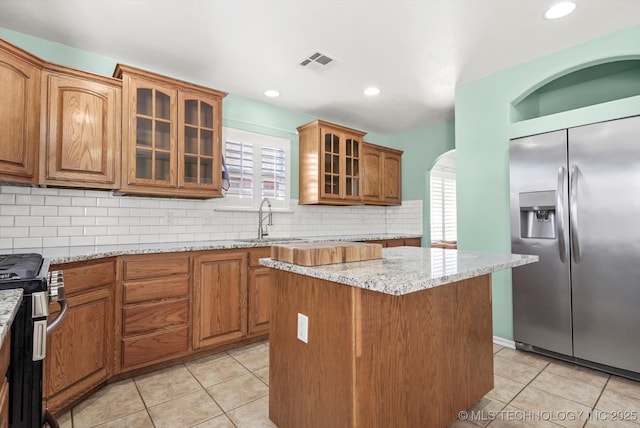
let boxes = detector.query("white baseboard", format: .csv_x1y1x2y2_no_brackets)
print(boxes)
493,336,516,349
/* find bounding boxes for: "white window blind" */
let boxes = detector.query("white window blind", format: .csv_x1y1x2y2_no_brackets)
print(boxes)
430,167,457,242
223,128,290,209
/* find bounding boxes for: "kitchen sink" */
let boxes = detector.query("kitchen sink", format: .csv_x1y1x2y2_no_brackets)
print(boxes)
237,237,304,244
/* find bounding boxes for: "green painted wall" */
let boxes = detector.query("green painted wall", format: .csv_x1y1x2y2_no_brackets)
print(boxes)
456,24,640,340
389,121,456,244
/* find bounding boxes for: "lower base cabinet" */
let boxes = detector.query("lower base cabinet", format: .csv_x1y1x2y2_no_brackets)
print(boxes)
0,336,10,428
119,253,191,371
44,259,115,415
43,237,419,415
193,252,248,349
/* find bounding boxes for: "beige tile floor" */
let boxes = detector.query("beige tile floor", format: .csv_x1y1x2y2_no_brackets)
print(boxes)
55,341,640,428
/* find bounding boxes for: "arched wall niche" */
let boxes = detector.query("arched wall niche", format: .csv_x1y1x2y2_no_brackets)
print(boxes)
511,56,640,123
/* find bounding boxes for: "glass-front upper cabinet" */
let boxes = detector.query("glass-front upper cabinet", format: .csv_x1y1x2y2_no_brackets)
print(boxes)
115,64,226,198
133,84,176,184
178,91,222,192
298,120,365,205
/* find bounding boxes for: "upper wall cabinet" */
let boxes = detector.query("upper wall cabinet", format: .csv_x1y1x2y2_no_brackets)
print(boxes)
298,120,365,205
362,142,403,206
40,64,122,188
0,40,42,184
114,64,227,198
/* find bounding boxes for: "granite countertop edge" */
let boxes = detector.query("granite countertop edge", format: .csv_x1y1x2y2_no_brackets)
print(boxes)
259,247,538,296
17,234,422,265
0,289,24,348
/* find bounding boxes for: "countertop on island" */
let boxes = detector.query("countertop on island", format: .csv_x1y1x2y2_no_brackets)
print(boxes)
260,246,538,296
11,233,421,265
0,288,23,347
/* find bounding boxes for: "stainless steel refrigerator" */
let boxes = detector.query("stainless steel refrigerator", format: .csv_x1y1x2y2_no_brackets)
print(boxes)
509,114,640,378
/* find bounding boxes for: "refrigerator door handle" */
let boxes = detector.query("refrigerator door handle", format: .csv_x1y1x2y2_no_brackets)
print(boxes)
570,165,582,263
557,166,567,263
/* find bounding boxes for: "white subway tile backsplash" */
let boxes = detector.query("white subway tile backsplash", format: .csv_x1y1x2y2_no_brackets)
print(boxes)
96,197,120,207
95,217,119,226
69,236,95,246
43,237,70,247
1,227,29,238
57,226,84,237
72,197,97,207
30,205,57,216
45,196,72,206
1,186,422,250
44,217,70,227
28,227,57,237
108,207,131,217
1,205,30,216
0,238,13,250
13,237,43,248
16,195,45,205
31,187,60,196
1,185,31,194
59,207,84,217
71,216,96,226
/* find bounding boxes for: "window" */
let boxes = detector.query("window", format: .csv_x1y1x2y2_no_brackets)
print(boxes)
223,128,290,209
430,153,457,243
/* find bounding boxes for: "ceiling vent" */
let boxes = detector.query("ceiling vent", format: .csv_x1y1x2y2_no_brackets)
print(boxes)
300,52,338,72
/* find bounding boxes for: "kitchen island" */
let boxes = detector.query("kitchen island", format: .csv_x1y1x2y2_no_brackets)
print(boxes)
260,246,537,428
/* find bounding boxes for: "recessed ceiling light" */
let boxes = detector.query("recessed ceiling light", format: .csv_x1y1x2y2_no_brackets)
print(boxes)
545,1,576,19
364,87,380,96
264,89,280,98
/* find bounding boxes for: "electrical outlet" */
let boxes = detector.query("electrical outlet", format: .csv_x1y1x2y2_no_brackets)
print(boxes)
297,313,308,343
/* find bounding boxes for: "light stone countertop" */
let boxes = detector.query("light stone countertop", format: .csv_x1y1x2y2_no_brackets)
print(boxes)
13,233,421,265
0,288,24,347
259,246,538,296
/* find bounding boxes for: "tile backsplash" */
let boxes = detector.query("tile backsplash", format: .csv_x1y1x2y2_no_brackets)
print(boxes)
0,185,422,252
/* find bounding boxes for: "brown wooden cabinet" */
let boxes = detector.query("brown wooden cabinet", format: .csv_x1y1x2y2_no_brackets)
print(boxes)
362,142,403,206
115,64,226,198
119,253,191,371
365,238,421,248
193,251,248,349
40,64,121,188
0,40,41,184
298,120,366,205
44,258,115,415
0,335,9,428
248,247,274,336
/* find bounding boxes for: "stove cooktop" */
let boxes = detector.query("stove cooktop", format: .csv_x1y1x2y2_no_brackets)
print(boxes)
0,253,44,281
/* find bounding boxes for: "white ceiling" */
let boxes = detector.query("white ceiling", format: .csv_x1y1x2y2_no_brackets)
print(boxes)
1,0,639,135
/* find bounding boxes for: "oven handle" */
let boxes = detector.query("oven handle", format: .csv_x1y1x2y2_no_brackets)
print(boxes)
47,293,67,335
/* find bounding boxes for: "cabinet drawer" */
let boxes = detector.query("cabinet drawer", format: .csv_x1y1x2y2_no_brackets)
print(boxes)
249,247,271,267
122,326,188,368
55,259,115,294
122,255,189,280
123,299,188,335
123,277,189,304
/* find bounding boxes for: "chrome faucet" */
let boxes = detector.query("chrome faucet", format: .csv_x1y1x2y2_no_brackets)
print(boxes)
258,198,273,240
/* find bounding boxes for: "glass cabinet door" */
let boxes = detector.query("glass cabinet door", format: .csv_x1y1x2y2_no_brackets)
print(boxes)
321,129,341,198
344,137,360,198
178,92,221,190
131,82,176,185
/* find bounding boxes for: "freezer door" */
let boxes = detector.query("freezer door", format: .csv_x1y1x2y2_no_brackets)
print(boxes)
510,130,573,355
569,115,640,373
